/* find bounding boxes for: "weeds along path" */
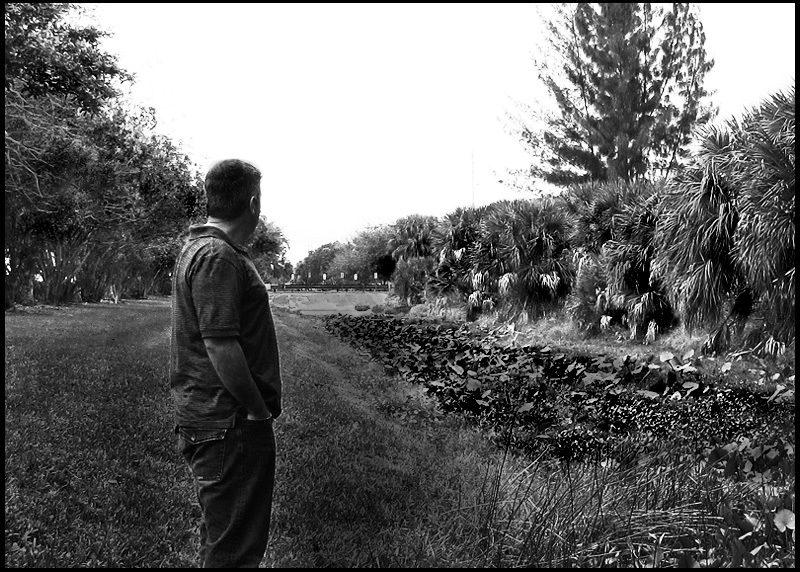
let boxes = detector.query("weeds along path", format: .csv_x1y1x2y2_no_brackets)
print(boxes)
6,300,508,567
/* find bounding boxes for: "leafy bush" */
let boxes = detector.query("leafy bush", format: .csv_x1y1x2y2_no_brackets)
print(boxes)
390,256,435,306
566,251,608,333
563,179,674,338
430,206,488,298
324,315,793,463
431,199,574,322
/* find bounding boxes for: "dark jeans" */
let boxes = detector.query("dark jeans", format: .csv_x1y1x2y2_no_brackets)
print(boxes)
177,416,276,568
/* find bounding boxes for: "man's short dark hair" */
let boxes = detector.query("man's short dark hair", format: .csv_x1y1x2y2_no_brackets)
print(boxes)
205,159,262,220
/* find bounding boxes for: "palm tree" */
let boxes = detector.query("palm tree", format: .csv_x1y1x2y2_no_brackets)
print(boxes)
653,85,795,351
430,206,487,298
387,214,438,304
602,186,673,338
476,198,574,320
390,214,438,261
563,181,629,254
653,126,744,337
730,87,795,345
563,179,669,336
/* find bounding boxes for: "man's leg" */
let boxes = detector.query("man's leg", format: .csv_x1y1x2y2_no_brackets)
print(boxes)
179,420,276,568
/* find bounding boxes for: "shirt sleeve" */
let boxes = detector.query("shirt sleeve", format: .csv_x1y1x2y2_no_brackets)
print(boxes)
188,242,242,338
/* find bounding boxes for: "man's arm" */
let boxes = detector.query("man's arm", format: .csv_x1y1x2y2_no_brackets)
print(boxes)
203,336,271,420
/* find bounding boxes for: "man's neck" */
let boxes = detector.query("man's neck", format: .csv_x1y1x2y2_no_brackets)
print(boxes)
205,218,249,246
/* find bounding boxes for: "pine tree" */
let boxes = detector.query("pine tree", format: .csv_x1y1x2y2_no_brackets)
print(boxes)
511,3,715,186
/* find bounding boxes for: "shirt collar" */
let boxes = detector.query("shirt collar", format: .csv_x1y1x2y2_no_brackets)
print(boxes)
188,224,250,256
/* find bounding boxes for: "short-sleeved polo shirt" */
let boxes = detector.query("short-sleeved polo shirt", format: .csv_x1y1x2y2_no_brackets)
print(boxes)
170,224,282,428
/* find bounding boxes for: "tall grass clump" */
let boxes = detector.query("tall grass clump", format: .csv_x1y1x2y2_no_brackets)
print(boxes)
438,434,795,568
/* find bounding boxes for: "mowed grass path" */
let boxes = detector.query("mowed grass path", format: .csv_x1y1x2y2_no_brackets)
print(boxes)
5,299,507,567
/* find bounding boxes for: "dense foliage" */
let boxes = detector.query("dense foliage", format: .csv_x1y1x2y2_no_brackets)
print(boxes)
653,87,796,349
5,3,130,111
328,225,396,285
293,242,345,284
248,218,293,283
5,3,291,306
301,83,794,352
325,313,796,565
5,3,198,306
325,315,794,463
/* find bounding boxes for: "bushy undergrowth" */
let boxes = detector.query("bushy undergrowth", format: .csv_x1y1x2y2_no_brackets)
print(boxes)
325,313,796,566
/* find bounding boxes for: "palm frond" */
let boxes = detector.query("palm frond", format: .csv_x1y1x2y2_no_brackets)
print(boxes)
654,85,795,342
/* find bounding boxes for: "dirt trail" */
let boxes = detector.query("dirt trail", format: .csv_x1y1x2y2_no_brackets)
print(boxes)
271,307,432,418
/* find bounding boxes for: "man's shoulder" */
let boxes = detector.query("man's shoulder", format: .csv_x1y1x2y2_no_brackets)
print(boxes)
176,237,244,286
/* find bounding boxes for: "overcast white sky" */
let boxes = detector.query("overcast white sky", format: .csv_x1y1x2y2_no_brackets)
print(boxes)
83,3,795,265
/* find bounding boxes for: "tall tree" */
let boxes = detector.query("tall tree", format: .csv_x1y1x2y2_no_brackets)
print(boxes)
8,99,206,304
248,217,293,283
510,2,715,187
5,3,129,111
5,2,130,306
5,2,130,206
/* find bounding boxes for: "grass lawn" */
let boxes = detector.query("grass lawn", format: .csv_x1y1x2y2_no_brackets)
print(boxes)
5,299,795,567
5,299,196,566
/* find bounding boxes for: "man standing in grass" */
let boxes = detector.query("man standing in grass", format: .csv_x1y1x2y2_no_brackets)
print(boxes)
170,158,282,567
